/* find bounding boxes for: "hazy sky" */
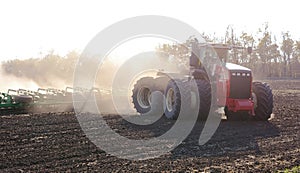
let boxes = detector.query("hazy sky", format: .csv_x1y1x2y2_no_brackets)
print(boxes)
0,0,299,60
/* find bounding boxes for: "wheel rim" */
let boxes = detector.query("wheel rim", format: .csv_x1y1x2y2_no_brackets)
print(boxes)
137,87,151,108
166,88,175,112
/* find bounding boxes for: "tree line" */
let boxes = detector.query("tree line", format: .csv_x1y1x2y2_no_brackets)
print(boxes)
157,23,300,79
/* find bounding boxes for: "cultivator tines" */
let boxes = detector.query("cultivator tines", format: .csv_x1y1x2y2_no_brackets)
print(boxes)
0,86,101,115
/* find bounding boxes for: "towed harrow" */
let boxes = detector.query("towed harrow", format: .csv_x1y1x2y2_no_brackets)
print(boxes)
0,87,101,115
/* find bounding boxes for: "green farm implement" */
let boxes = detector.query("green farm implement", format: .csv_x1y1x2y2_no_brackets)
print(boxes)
0,87,100,115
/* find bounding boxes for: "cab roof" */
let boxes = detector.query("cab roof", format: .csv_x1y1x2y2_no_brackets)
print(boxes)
225,63,251,71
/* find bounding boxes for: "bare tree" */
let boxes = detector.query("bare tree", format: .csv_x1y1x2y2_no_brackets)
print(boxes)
281,32,294,76
293,41,300,62
225,25,241,64
239,32,255,67
257,24,272,77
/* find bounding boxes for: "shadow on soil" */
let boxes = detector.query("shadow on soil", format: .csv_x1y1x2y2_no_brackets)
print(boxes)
108,114,280,159
170,119,280,159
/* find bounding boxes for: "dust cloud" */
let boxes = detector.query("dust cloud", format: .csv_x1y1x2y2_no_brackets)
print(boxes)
0,65,40,92
0,40,184,115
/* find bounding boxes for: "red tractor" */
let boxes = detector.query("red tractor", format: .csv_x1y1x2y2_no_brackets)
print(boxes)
132,40,273,121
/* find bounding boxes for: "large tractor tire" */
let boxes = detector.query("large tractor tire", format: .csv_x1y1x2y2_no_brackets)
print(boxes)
163,79,212,120
164,79,190,119
252,82,273,121
195,79,212,121
132,77,155,114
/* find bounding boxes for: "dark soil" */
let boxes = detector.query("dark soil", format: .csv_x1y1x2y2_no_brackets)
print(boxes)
0,80,299,172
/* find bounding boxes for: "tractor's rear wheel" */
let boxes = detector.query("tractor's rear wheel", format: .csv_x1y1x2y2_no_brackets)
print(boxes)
164,80,190,119
132,77,155,114
164,80,181,119
163,79,211,120
252,82,273,121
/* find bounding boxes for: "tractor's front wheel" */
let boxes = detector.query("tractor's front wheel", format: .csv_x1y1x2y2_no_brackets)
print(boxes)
252,82,273,121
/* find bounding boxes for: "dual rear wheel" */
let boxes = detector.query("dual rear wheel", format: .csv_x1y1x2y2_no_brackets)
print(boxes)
132,77,211,120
